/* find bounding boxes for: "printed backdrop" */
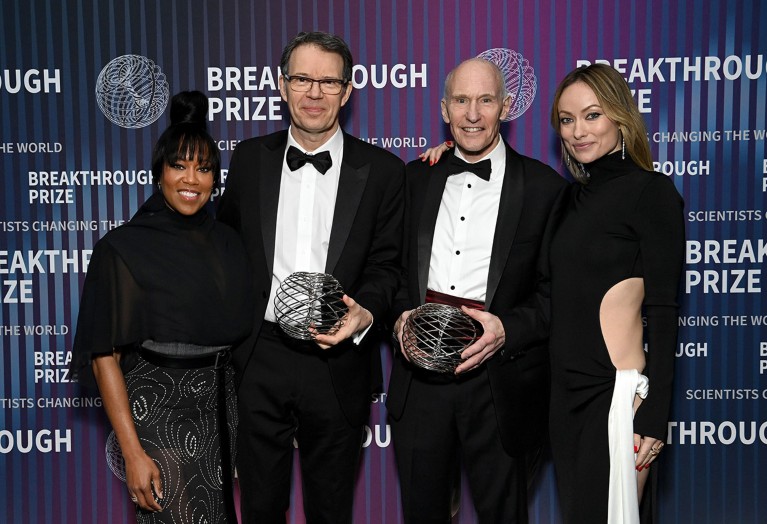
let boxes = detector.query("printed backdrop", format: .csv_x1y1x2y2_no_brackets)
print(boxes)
1,0,765,522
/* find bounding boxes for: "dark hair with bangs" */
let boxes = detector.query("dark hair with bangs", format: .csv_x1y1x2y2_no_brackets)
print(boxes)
151,91,221,185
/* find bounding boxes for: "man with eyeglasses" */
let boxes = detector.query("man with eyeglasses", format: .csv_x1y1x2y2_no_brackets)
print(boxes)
217,31,404,524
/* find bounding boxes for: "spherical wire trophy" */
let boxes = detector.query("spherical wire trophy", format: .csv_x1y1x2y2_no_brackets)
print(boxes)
274,272,348,340
401,303,483,374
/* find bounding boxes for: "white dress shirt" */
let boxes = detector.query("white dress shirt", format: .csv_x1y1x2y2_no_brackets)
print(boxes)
427,138,506,301
265,127,343,322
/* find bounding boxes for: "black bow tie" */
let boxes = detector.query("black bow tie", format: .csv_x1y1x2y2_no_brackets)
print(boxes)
286,145,333,174
446,155,492,181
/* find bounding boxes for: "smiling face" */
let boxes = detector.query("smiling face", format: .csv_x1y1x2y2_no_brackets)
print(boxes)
441,59,510,162
160,158,214,215
279,44,352,150
557,81,622,164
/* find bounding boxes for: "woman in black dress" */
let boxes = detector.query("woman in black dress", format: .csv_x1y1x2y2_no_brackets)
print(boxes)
71,91,253,523
548,64,685,523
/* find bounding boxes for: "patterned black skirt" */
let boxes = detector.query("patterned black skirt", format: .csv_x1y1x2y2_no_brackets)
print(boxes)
123,353,237,524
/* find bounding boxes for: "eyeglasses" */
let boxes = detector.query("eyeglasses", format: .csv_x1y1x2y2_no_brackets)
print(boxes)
283,75,348,95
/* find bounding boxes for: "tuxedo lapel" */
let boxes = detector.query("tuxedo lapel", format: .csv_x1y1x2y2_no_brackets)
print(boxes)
325,136,369,275
485,144,525,309
417,165,450,304
258,133,287,278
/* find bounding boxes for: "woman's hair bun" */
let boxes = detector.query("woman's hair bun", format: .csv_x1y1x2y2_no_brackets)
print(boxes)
169,90,208,129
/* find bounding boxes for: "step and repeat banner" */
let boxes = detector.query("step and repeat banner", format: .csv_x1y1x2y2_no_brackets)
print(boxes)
1,0,765,522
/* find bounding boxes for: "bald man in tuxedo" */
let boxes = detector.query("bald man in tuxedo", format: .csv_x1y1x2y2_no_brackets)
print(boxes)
388,58,567,523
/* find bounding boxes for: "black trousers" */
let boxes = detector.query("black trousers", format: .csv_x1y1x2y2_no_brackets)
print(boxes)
390,367,538,524
236,323,364,524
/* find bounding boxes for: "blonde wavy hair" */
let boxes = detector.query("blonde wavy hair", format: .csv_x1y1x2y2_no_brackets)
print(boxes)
550,63,653,183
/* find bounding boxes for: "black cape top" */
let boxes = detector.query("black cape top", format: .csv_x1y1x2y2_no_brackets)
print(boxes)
71,192,254,387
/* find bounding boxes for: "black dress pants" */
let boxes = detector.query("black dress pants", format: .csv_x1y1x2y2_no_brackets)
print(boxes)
390,367,537,524
237,323,364,524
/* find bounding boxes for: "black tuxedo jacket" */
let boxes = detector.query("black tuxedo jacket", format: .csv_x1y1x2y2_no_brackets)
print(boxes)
217,129,405,425
386,142,567,455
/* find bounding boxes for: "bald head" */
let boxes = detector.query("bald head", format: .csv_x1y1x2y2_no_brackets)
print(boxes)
443,58,508,101
440,58,511,162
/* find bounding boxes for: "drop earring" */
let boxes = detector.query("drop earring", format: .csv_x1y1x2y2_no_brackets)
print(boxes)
622,137,625,160
577,161,590,180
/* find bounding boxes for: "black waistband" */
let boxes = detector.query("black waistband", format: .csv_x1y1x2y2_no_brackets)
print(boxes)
410,362,486,384
425,289,485,310
138,346,230,369
260,320,324,354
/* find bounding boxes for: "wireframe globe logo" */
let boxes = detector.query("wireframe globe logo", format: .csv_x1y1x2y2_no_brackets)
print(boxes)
477,48,537,121
105,430,126,481
95,54,169,128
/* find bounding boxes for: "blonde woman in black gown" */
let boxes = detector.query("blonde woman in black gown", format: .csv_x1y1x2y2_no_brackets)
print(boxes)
548,64,684,523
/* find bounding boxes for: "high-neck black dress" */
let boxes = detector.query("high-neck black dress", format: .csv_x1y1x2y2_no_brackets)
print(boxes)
548,152,685,522
71,192,253,523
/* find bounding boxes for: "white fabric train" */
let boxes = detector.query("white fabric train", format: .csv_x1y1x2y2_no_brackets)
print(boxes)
607,369,650,524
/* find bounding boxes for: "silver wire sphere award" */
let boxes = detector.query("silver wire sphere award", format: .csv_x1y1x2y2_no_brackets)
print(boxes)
401,303,483,373
274,272,348,340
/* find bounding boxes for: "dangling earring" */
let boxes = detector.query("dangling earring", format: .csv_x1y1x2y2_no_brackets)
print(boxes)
619,128,625,160
562,140,572,169
577,161,590,180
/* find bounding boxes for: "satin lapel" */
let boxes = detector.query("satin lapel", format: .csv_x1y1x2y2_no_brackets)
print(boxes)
417,166,450,304
325,143,369,274
258,137,286,278
485,145,525,309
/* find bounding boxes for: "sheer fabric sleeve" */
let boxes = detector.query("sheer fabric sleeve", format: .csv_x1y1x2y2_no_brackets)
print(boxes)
70,239,143,388
632,174,685,439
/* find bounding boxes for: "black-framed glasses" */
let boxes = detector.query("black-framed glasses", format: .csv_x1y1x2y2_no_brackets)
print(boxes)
283,74,348,95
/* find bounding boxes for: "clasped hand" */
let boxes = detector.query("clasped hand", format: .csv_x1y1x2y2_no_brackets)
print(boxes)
454,307,505,373
634,434,664,471
312,294,373,349
393,306,506,374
